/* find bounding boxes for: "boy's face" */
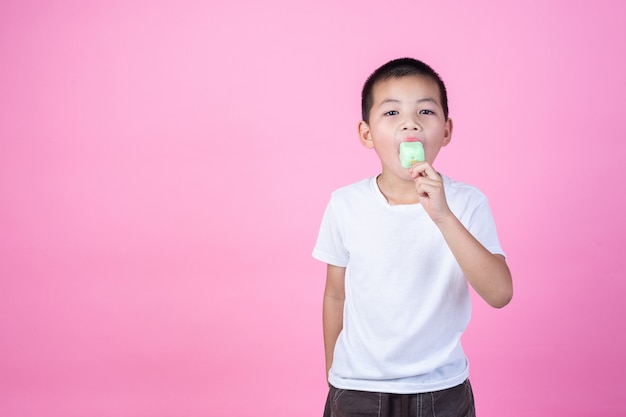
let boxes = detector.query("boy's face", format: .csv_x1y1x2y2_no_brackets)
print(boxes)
358,75,452,178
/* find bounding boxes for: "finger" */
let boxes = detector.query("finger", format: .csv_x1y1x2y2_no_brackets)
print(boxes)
420,164,440,180
415,177,445,197
416,181,441,195
415,174,443,190
410,161,440,180
409,162,430,179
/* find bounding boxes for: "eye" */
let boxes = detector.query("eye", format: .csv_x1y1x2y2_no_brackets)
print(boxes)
384,110,399,116
419,109,435,115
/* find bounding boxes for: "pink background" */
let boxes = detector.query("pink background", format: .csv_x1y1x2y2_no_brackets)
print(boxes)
1,0,625,416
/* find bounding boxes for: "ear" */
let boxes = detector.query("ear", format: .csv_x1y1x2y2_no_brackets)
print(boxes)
442,118,453,147
358,121,374,149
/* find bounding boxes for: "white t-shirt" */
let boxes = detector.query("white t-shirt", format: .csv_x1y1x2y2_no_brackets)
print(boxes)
313,175,505,394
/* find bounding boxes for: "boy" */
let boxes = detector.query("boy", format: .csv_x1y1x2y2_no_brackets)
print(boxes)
313,58,513,417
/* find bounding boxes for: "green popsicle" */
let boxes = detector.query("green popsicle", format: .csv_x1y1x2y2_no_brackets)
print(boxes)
399,141,425,168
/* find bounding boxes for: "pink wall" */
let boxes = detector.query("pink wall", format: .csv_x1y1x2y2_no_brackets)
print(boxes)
1,0,625,416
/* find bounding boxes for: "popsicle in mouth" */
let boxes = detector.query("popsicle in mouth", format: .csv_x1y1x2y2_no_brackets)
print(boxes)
399,141,425,168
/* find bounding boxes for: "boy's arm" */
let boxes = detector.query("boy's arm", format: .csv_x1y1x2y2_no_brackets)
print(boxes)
436,215,512,308
323,264,346,381
411,162,513,308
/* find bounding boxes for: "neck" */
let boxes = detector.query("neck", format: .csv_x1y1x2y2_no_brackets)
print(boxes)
376,173,420,205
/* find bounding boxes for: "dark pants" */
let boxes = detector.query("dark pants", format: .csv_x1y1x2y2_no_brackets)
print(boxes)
323,379,476,417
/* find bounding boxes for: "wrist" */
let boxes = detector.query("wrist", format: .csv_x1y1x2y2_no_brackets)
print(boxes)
432,209,456,228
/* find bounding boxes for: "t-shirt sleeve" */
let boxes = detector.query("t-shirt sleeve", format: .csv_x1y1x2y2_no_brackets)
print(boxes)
312,195,349,267
468,196,506,257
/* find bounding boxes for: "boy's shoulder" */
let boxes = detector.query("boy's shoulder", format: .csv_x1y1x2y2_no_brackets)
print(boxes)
326,177,378,209
330,176,373,197
442,174,489,206
443,174,485,193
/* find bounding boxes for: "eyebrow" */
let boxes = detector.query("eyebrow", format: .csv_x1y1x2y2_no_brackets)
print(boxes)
378,97,438,107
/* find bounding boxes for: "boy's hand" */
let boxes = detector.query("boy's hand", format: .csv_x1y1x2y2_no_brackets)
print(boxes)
410,162,513,309
409,162,452,224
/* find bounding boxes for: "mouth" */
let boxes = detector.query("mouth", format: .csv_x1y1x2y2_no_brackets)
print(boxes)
402,137,422,143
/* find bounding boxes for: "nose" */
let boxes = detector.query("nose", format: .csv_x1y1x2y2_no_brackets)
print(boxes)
401,114,421,131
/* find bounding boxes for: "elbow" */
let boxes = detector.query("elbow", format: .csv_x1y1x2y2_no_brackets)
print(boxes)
487,278,513,309
488,289,513,309
487,260,513,309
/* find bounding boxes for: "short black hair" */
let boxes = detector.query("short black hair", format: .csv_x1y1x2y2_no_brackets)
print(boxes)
361,57,449,123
